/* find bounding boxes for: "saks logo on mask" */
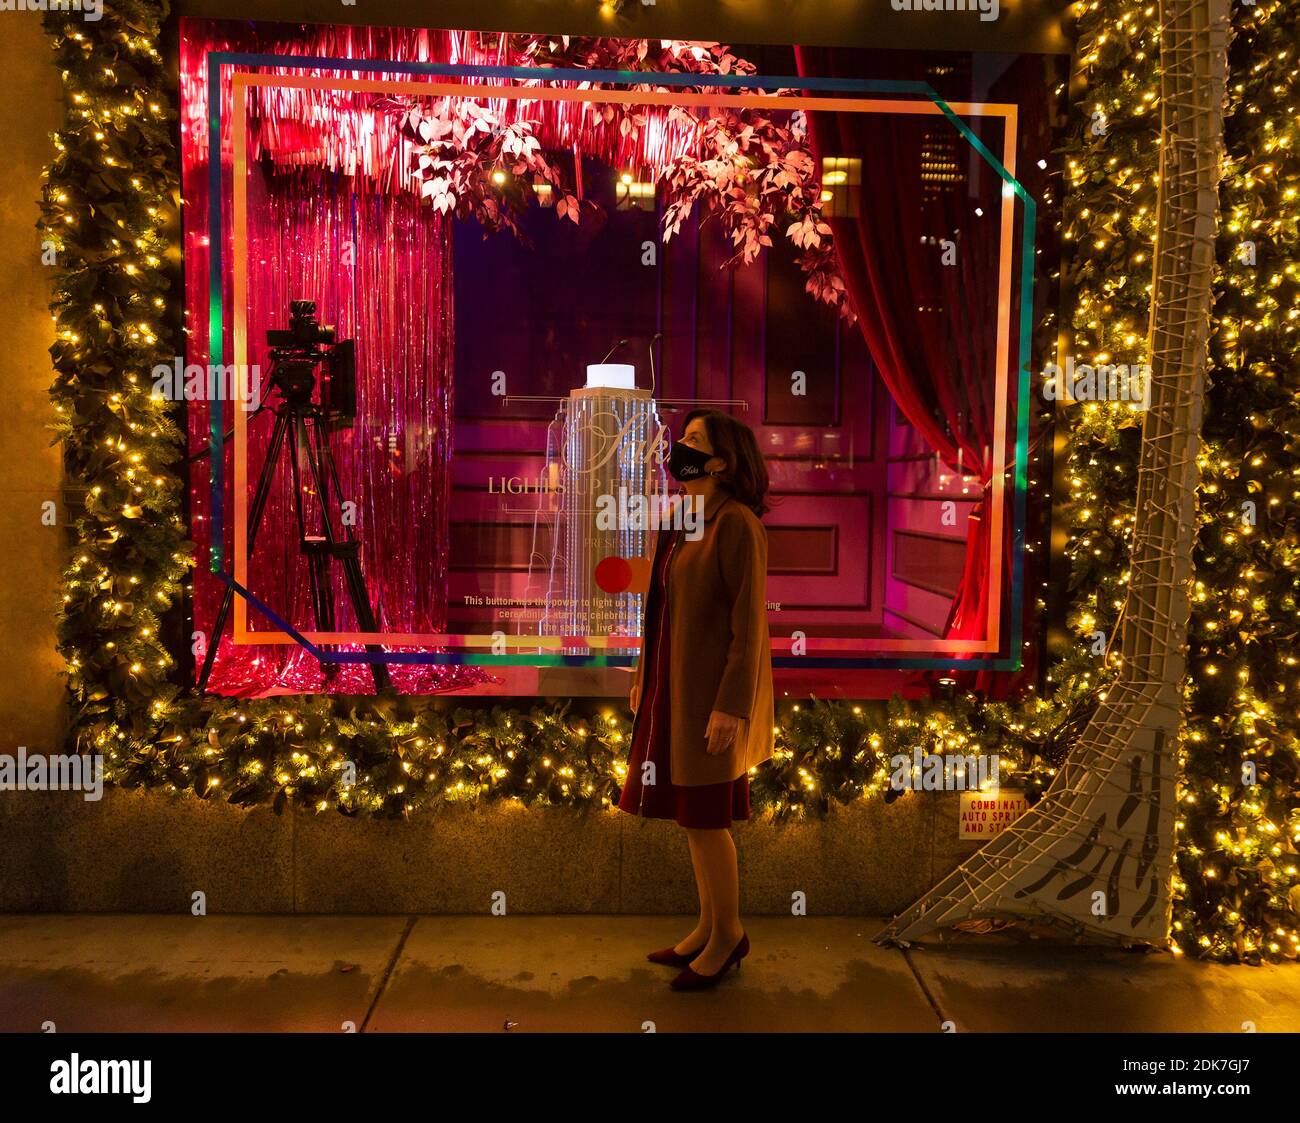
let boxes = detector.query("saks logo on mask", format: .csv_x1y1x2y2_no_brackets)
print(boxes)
665,440,714,482
890,0,1000,22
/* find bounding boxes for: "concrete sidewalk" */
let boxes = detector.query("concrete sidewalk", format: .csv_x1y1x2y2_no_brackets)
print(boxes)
0,915,1295,1033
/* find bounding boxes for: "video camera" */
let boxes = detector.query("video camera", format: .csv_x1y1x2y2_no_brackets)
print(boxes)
265,299,357,419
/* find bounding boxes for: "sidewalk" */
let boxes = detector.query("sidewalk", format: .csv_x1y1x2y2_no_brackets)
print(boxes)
0,915,1295,1033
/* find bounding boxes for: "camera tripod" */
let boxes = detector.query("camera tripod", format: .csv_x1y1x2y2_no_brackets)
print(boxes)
197,365,392,694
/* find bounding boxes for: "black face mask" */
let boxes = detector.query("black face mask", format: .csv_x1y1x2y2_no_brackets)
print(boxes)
666,440,714,482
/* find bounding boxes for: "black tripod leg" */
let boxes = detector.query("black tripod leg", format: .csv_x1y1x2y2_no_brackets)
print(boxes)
305,416,392,694
197,412,290,692
339,553,393,693
288,413,333,654
305,420,345,634
197,583,233,692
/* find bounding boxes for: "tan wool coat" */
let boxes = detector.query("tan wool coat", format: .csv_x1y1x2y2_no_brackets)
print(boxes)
632,488,775,786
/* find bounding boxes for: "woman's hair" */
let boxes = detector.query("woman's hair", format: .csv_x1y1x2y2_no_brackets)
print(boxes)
683,408,771,517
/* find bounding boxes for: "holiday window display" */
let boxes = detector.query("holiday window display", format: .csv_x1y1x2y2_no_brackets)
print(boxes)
178,18,1045,698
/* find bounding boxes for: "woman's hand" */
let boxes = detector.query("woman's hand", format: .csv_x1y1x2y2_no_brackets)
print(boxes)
705,711,744,755
630,682,641,715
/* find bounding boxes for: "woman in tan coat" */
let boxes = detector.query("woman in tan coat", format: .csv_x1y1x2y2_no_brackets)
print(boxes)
617,409,774,991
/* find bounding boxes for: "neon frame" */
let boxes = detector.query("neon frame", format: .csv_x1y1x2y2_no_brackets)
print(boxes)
201,54,1036,673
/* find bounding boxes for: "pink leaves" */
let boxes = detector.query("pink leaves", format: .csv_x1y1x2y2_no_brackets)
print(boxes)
499,124,541,163
725,199,775,265
786,215,832,251
393,32,846,312
400,98,571,234
420,176,456,216
654,103,848,314
555,194,582,225
781,148,815,182
800,245,855,321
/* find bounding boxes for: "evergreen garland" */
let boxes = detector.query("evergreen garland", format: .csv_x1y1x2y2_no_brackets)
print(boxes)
39,0,193,736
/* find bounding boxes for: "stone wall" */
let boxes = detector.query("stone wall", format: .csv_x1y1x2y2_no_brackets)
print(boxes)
0,789,976,914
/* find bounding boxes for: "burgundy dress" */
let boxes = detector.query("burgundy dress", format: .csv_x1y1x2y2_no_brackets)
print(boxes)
616,527,751,828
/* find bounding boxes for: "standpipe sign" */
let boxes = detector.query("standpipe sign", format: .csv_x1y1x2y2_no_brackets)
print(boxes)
959,790,1028,839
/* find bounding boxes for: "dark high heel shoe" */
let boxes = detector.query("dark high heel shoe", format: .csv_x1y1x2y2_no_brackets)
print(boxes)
647,941,707,968
669,932,749,991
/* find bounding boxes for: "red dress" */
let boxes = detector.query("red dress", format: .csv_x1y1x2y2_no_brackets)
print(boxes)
616,527,751,828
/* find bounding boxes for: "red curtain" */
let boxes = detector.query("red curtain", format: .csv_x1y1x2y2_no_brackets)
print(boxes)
795,47,1006,648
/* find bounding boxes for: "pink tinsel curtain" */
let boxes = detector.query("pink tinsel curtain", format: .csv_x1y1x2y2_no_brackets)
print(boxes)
181,20,492,694
196,164,478,696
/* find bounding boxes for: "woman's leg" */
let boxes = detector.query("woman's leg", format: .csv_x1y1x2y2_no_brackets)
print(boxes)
674,830,713,955
684,827,745,974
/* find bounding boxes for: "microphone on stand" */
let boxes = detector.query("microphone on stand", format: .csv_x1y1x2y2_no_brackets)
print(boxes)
647,332,663,398
598,338,629,365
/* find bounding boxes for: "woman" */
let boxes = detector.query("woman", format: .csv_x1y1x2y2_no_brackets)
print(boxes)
616,408,774,991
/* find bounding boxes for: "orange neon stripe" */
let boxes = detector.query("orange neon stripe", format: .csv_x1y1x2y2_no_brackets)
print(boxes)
984,104,1018,652
227,72,1019,655
232,79,249,641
